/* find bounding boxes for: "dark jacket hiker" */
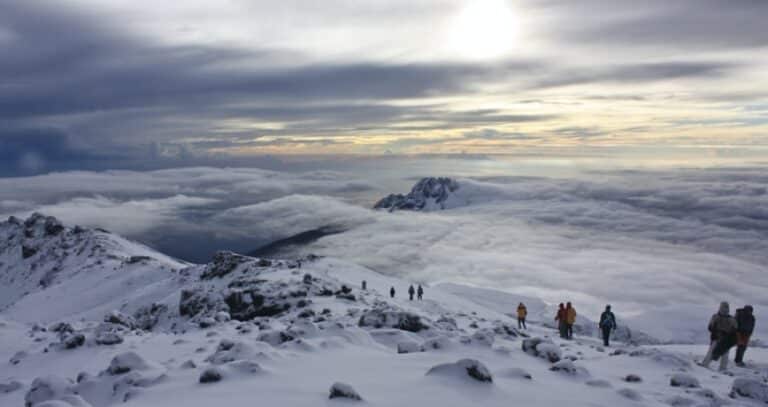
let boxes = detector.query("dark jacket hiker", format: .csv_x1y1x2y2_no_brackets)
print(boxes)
599,305,617,346
734,305,756,366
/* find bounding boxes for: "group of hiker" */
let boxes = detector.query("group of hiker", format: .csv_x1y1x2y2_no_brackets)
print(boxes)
699,302,756,370
383,283,424,301
555,302,579,340
519,301,616,346
372,279,757,368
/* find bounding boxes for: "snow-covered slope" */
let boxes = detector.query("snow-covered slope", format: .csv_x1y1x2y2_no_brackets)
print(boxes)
0,213,186,323
1,215,767,407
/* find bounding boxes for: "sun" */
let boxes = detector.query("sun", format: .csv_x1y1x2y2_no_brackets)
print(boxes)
448,0,521,60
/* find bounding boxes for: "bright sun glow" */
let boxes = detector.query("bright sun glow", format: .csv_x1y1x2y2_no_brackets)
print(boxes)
448,0,520,60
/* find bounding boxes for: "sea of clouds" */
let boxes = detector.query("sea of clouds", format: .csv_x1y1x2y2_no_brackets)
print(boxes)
1,160,766,341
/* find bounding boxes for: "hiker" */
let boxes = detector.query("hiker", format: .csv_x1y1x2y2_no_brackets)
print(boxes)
408,285,415,301
734,305,755,367
390,286,395,298
565,302,577,339
700,301,738,371
599,305,617,347
417,285,424,300
362,280,367,290
517,302,527,330
555,303,567,338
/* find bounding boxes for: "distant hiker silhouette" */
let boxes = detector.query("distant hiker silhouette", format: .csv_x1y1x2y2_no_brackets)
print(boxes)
390,286,395,298
734,305,755,367
517,302,527,330
417,285,424,300
555,303,567,338
700,301,737,371
599,305,617,346
408,285,415,301
565,302,577,339
362,280,367,290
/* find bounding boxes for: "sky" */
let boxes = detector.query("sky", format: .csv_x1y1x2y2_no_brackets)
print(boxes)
1,0,768,176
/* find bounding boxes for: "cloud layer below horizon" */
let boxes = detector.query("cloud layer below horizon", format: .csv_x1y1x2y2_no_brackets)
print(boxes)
1,163,767,341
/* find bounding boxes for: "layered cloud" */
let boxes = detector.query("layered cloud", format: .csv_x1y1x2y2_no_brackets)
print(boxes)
1,0,767,174
1,162,767,339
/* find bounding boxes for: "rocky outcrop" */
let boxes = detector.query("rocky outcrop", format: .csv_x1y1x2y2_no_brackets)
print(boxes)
425,359,493,383
374,177,459,211
329,382,362,400
522,338,561,363
358,309,428,332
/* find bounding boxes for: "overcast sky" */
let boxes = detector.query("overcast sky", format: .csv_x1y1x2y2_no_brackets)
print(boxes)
2,0,768,175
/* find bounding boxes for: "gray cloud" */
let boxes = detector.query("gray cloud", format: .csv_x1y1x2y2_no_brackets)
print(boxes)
529,0,768,50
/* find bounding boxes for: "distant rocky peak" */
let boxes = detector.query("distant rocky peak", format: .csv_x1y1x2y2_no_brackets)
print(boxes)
2,212,67,239
374,177,459,212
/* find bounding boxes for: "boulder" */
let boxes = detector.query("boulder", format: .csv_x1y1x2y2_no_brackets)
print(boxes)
670,373,699,388
426,359,493,383
180,360,197,369
62,333,85,349
25,376,75,407
199,368,223,384
522,338,561,363
730,378,768,403
329,382,362,400
549,360,588,376
94,332,123,346
358,310,428,332
104,311,136,329
623,374,643,383
397,341,424,354
206,340,256,364
107,352,153,375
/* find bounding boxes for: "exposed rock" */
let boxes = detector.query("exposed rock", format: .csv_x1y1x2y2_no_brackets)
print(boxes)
522,338,561,363
107,352,153,375
201,251,250,279
623,374,643,383
94,331,123,346
670,373,699,388
422,336,451,351
358,309,428,332
104,311,136,329
133,303,167,331
62,333,85,349
224,289,288,320
24,376,75,407
397,341,424,354
180,360,197,369
329,382,362,400
199,368,223,384
549,360,588,376
374,177,459,211
206,340,256,364
426,359,493,383
730,378,768,403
